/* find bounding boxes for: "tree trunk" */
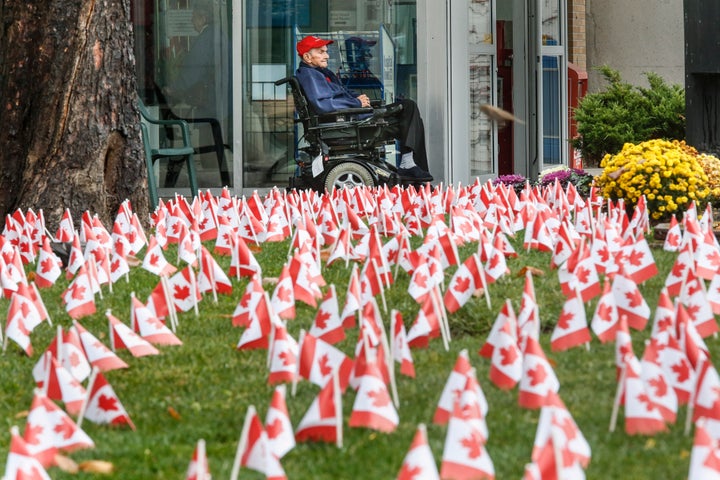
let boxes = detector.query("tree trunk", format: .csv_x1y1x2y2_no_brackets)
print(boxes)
0,0,148,232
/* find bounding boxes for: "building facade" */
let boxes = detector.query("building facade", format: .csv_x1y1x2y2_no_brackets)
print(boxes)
133,0,586,198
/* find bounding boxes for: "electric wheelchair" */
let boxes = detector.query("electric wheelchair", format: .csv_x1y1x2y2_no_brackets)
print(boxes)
274,76,412,191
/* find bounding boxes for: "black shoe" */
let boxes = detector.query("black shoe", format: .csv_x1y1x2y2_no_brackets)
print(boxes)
398,166,433,182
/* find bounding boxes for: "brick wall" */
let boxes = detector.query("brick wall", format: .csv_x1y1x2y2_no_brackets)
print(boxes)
567,0,586,70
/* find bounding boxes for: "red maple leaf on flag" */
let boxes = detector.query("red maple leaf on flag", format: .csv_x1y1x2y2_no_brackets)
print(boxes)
687,281,703,296
172,222,183,236
671,360,691,383
19,241,30,254
318,354,332,377
666,232,680,247
198,217,209,231
315,310,331,329
685,304,701,319
597,246,609,263
656,316,673,332
324,219,335,231
279,349,295,366
636,393,658,412
647,375,668,397
98,394,119,411
149,253,160,267
460,221,474,234
429,261,441,278
146,317,165,330
487,254,501,271
19,301,32,318
627,249,645,266
527,363,548,387
67,351,82,368
110,259,121,273
266,220,278,233
499,345,518,366
708,251,720,267
624,289,644,308
40,258,55,274
367,388,391,407
575,266,591,284
671,261,686,278
70,283,87,301
24,423,44,445
274,284,293,303
174,284,191,301
597,302,614,322
397,464,423,480
460,430,484,459
554,416,578,441
265,418,284,439
557,310,575,330
413,272,428,289
54,416,76,439
453,276,472,294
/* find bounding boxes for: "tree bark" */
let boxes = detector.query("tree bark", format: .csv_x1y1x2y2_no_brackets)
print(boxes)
0,0,148,232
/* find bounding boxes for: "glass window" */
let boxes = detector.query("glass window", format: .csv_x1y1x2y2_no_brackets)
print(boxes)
133,0,233,190
468,0,494,177
542,54,562,165
243,0,418,189
541,0,561,45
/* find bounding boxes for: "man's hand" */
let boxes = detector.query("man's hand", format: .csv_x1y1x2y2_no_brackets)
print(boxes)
357,94,371,108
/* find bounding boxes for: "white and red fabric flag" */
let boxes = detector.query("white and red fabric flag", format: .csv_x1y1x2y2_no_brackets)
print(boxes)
479,298,517,359
108,311,160,357
590,279,619,343
213,214,237,256
235,406,287,480
688,420,720,480
349,361,399,433
488,317,523,390
55,209,74,243
48,326,92,383
271,264,296,320
232,274,265,328
532,392,591,470
34,237,63,288
236,293,273,351
265,385,295,459
694,228,720,280
295,372,343,445
166,266,202,313
639,340,678,424
664,238,694,296
309,285,345,344
648,334,694,405
406,294,442,349
519,337,561,409
186,439,211,480
4,425,52,480
197,246,232,296
41,352,86,416
229,232,263,279
611,271,650,331
619,355,668,435
650,287,676,340
268,322,298,385
72,321,128,372
80,369,135,430
397,424,440,480
663,215,682,252
484,233,510,283
339,263,362,328
619,233,658,284
551,291,591,352
444,253,486,314
142,235,177,277
130,296,182,346
440,397,495,480
61,264,96,319
434,349,474,425
391,310,415,378
288,250,321,307
693,355,720,423
297,331,353,392
326,226,354,267
558,239,601,302
518,270,540,341
679,271,719,338
5,291,44,356
23,391,94,468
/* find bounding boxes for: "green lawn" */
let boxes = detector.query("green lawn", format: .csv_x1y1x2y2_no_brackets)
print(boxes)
0,230,711,479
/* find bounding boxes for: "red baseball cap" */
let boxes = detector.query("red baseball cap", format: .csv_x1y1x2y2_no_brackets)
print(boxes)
297,36,334,56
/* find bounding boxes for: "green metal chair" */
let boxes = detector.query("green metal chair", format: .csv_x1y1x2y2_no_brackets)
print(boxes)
137,96,199,208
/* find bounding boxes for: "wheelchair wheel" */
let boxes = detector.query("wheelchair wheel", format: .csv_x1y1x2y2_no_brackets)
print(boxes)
324,162,375,190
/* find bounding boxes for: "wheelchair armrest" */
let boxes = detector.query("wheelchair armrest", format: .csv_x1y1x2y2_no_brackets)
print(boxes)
325,107,374,116
370,100,383,108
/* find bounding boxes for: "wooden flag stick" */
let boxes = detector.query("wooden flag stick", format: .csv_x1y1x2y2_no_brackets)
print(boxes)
31,282,52,327
609,362,626,432
684,357,701,436
292,329,306,398
229,406,255,480
160,275,178,332
188,266,200,317
333,367,343,449
76,366,99,428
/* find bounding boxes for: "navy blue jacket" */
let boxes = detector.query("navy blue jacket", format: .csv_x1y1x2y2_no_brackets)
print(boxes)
295,62,361,114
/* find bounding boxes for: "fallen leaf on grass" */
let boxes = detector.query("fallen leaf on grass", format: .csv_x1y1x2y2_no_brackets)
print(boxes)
79,460,114,474
167,406,182,420
55,454,79,473
320,248,332,262
27,271,36,282
249,244,262,253
517,265,545,277
263,277,279,285
14,410,28,419
126,255,141,267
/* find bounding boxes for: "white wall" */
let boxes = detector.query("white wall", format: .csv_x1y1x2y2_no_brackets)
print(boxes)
586,0,684,91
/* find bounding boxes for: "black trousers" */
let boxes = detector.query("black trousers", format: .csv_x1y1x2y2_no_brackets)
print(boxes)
380,99,429,172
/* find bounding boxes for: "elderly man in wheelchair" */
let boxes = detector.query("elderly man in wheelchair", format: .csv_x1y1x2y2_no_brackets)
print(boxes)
275,35,434,191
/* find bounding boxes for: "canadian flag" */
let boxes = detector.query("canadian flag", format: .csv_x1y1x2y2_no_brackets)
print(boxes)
297,330,353,392
611,271,650,331
176,221,198,266
295,370,343,445
264,385,295,459
397,424,440,480
236,292,273,351
707,272,720,315
5,290,44,356
518,337,560,409
141,235,177,277
45,326,92,383
234,406,287,480
4,425,52,480
590,280,619,343
532,393,591,469
232,274,265,328
186,439,211,480
639,340,678,424
107,311,160,357
647,334,694,405
488,318,523,390
444,253,486,314
524,428,587,480
326,226,354,267
679,271,719,338
23,390,94,468
434,349,474,425
229,232,263,279
130,295,182,346
484,233,510,283
72,321,128,372
688,420,720,480
551,291,591,352
34,237,63,288
55,208,74,243
677,302,710,370
406,294,442,349
288,249,321,307
197,246,233,296
440,396,495,480
267,322,298,385
559,239,602,302
479,298,517,359
80,368,135,430
309,285,345,344
619,354,668,435
650,287,675,340
271,264,296,320
391,310,415,378
167,266,202,313
693,355,720,423
349,360,399,433
694,227,720,280
213,214,237,256
663,215,682,252
41,352,87,416
664,239,693,296
62,264,96,319
618,232,658,284
518,270,540,341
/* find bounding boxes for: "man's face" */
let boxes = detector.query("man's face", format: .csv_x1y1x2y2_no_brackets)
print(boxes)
303,46,329,68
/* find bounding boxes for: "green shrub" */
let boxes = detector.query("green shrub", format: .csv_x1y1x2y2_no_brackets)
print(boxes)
571,66,685,167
